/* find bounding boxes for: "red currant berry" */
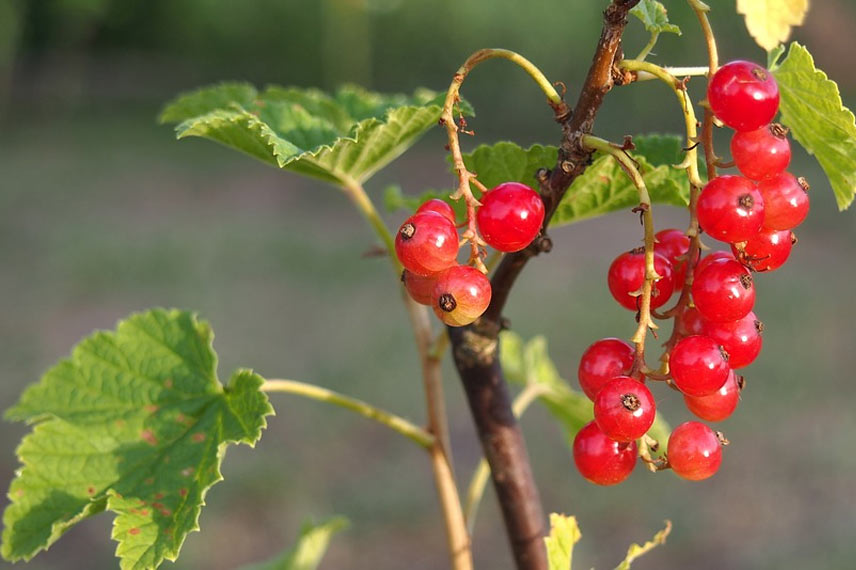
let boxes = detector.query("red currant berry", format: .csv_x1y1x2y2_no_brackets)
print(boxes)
578,338,635,400
732,228,795,272
655,229,696,287
416,198,457,224
703,311,763,369
697,175,765,244
476,182,545,252
573,421,637,486
707,60,779,132
670,335,730,397
432,265,491,327
758,172,810,230
731,123,791,181
607,248,675,311
667,421,724,481
692,259,756,322
594,376,656,443
401,270,438,306
395,211,458,276
695,250,735,275
677,305,707,337
684,370,742,423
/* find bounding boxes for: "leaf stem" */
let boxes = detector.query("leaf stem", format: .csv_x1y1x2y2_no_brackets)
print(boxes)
635,31,660,61
634,65,709,80
340,177,401,274
261,379,434,448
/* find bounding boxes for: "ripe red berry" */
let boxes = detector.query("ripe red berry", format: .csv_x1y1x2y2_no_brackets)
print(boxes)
707,60,779,132
573,421,637,486
417,198,457,224
732,228,795,272
432,265,491,326
476,182,545,252
683,370,742,423
607,248,675,311
395,211,459,276
697,175,765,244
677,305,707,337
695,251,735,275
577,338,636,400
401,270,438,305
594,376,656,443
731,123,791,181
670,335,730,397
667,421,724,481
758,172,810,230
703,311,763,369
692,259,756,322
654,229,695,287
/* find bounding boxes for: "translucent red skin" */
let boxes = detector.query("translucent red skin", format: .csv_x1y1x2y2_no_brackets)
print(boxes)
731,125,791,181
702,310,763,369
402,270,438,305
669,335,730,397
677,306,707,337
758,172,810,230
432,265,491,326
476,182,545,252
593,376,656,443
708,60,780,132
683,370,741,422
692,259,756,322
695,250,735,275
417,198,457,224
395,211,459,276
607,250,675,311
732,228,794,272
667,421,723,481
697,175,765,244
573,421,637,486
654,228,693,286
577,338,635,400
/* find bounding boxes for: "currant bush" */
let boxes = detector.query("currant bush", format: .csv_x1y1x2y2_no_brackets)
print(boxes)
667,421,724,481
577,338,636,400
708,60,780,132
476,182,545,252
607,248,675,311
593,376,656,443
573,421,637,486
395,211,459,276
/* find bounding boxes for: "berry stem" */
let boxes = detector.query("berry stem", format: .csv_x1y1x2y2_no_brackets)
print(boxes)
687,0,720,180
635,30,660,61
260,379,434,448
634,65,709,80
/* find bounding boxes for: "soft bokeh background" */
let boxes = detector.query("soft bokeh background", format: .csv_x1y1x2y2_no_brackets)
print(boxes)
1,1,855,569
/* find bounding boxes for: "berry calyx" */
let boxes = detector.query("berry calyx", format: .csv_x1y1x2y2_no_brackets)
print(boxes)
758,172,810,230
607,248,675,311
573,421,637,486
476,182,545,252
732,228,795,272
692,258,756,322
394,211,459,276
577,338,636,400
593,376,656,443
416,198,457,224
683,370,743,423
669,335,730,397
432,265,491,326
667,421,724,481
401,270,438,305
697,175,765,244
731,123,791,181
707,60,780,132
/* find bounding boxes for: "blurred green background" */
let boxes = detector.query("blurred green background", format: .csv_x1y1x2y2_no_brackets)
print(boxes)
1,0,855,569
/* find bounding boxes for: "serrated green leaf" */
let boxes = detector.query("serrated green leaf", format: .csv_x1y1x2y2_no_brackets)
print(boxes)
161,84,468,186
736,0,808,52
630,0,681,36
460,141,558,192
238,516,349,570
2,309,274,570
771,42,856,210
614,520,672,570
545,513,581,570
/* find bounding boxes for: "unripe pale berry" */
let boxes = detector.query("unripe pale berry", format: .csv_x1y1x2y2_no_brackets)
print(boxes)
432,265,491,326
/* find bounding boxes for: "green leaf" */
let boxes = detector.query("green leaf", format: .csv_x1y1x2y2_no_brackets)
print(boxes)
238,516,349,570
771,42,856,210
613,520,672,570
630,0,681,36
161,84,468,186
736,0,808,52
2,309,274,570
460,141,558,192
545,513,581,570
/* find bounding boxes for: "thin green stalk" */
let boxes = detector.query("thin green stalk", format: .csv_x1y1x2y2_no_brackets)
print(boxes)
635,31,660,61
261,379,434,448
340,176,400,274
634,66,708,81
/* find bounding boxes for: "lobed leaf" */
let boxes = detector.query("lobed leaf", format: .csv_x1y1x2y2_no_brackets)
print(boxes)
238,516,349,570
2,309,274,570
630,0,681,36
771,42,856,211
613,520,672,570
736,0,808,52
544,513,581,570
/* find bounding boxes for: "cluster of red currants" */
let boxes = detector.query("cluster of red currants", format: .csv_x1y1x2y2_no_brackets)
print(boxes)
396,182,545,326
573,61,810,486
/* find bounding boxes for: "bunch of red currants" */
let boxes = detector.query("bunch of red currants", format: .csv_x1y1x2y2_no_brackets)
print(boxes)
574,60,809,485
396,182,545,326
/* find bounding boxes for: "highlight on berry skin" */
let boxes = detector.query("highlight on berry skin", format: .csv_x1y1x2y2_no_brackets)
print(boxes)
476,181,545,253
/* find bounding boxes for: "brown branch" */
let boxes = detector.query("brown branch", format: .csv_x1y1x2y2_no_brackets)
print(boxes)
446,2,640,569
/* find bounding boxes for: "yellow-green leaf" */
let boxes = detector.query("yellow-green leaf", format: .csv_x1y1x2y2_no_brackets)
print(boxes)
736,0,809,52
545,513,581,570
614,520,672,570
